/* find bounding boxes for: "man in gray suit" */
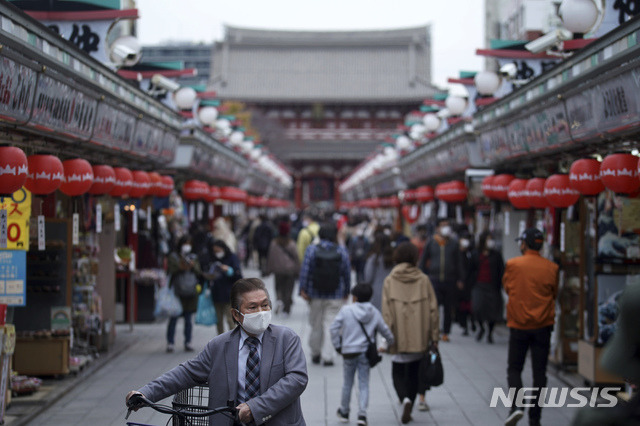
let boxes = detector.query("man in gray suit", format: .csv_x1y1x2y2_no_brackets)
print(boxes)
126,278,308,425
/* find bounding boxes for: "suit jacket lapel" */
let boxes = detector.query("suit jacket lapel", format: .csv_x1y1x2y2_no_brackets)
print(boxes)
225,327,240,400
261,326,276,393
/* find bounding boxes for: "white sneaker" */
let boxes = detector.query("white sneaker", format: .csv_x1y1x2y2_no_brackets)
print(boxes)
504,409,524,426
401,397,412,424
417,400,429,411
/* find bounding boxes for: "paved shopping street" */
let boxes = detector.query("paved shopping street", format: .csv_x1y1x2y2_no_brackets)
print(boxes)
14,268,580,426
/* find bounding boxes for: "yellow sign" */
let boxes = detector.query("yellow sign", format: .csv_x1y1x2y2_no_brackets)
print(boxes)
0,187,31,250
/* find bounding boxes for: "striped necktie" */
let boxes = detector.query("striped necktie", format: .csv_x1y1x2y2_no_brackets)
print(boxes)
245,337,260,401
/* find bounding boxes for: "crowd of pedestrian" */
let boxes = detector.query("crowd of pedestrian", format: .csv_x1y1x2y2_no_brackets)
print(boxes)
129,207,638,426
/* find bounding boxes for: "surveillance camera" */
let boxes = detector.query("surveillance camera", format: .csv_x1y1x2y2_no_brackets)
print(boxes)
151,74,180,92
499,63,518,79
109,36,141,67
524,28,573,54
111,44,137,61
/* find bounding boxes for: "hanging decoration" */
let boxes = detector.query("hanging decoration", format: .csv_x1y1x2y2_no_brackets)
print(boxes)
220,186,248,203
435,181,467,203
544,174,580,208
183,180,208,201
569,158,604,195
490,174,515,201
0,146,28,196
402,189,417,204
507,179,530,209
129,171,151,198
481,175,495,199
525,178,549,209
402,204,421,224
59,158,94,196
205,185,221,203
25,155,64,195
415,185,434,203
147,172,163,197
89,165,116,195
110,167,134,197
600,153,640,195
157,175,174,198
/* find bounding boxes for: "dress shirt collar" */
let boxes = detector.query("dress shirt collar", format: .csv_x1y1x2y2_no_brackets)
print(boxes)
238,327,264,350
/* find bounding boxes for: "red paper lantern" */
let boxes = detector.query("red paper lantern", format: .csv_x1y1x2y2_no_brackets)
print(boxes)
129,171,151,198
220,186,248,203
157,175,174,197
507,179,530,209
544,174,580,208
110,167,133,197
402,189,417,203
481,175,495,199
147,172,162,197
600,153,640,194
0,146,28,195
569,159,604,195
89,165,116,195
402,204,421,224
491,174,515,201
205,185,220,203
183,180,208,200
25,155,64,195
415,185,434,202
436,181,467,203
525,178,549,209
60,158,93,196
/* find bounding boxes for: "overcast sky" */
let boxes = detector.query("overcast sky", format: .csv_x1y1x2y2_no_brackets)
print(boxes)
135,0,485,89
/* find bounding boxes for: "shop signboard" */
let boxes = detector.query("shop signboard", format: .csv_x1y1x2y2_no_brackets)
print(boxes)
132,119,153,155
92,102,135,151
479,126,510,164
30,71,97,139
0,250,26,306
565,89,598,142
0,56,36,124
43,19,112,65
524,102,572,153
593,68,640,136
0,188,31,251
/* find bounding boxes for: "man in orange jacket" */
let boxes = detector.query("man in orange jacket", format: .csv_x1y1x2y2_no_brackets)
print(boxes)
502,228,558,426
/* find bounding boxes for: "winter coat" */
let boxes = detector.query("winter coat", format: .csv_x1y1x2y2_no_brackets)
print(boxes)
265,238,300,277
382,263,439,354
209,252,243,304
362,255,392,311
419,235,461,284
213,217,237,254
330,302,394,355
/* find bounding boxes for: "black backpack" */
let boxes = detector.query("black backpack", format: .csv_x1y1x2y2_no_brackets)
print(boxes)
311,245,343,293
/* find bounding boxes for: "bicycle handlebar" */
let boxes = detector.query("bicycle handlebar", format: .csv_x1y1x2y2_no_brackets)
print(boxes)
126,393,238,421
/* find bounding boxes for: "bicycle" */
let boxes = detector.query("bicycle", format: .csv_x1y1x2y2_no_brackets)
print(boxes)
126,391,239,426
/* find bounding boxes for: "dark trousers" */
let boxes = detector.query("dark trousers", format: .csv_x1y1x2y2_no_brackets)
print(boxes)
167,311,193,345
507,326,553,422
274,274,296,314
431,280,454,334
392,360,421,403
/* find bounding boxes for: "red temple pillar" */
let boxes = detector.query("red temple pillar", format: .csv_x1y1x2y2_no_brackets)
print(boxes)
294,177,303,211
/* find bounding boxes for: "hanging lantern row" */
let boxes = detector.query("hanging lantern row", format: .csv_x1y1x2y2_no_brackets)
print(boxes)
435,181,468,203
0,146,175,198
247,196,291,208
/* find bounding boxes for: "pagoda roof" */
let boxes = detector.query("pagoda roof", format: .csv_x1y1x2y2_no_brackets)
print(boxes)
209,25,437,103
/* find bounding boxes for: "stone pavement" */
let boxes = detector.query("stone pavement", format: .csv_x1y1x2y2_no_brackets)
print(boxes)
9,268,582,425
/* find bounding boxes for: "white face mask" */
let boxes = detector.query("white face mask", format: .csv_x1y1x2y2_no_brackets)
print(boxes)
486,239,496,250
181,244,192,255
460,238,470,249
440,226,452,237
236,310,271,335
215,251,224,259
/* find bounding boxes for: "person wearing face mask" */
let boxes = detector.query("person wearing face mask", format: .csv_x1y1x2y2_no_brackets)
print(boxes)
418,218,462,343
207,239,243,335
166,235,203,353
126,278,308,426
296,212,320,262
469,231,504,344
455,228,476,337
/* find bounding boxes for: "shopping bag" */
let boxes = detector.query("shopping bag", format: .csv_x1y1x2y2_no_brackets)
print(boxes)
154,285,183,320
420,348,444,387
195,284,217,326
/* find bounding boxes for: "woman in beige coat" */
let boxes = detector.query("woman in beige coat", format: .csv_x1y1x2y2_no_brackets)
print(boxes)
382,241,439,424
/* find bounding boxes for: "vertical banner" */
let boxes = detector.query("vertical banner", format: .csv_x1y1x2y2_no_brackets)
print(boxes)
0,250,26,306
455,205,463,223
146,206,152,230
518,220,526,238
504,211,510,236
96,203,102,234
208,204,213,218
114,204,121,231
132,208,138,234
437,201,448,219
197,202,204,220
0,209,6,249
72,213,79,245
189,203,195,222
560,222,566,253
37,215,45,251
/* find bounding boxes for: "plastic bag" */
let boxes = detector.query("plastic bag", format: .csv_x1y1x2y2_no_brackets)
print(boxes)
195,284,217,326
155,285,183,320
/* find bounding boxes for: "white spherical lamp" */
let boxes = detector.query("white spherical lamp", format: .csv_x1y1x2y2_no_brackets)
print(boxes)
559,0,599,34
229,131,244,146
396,135,412,151
174,87,197,110
474,71,501,96
410,123,426,139
445,95,467,116
198,106,218,126
422,113,441,132
240,140,254,154
250,147,262,161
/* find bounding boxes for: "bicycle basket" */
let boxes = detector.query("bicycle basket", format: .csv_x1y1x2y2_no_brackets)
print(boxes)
172,385,210,426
